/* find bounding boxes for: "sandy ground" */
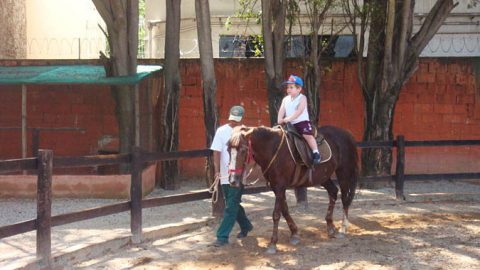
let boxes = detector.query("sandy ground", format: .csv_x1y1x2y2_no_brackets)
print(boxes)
73,180,480,270
1,179,479,270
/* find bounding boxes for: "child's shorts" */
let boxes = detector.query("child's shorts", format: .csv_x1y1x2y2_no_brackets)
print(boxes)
293,121,314,135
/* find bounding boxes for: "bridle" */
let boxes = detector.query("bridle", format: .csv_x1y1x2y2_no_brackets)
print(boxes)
229,127,286,185
228,139,253,175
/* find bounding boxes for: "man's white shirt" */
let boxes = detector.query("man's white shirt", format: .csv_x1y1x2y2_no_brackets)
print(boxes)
210,124,233,184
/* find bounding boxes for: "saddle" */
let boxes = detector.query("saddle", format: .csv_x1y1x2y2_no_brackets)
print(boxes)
282,123,332,187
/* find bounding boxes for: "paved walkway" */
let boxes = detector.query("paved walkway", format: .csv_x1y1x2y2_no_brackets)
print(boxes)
1,179,479,269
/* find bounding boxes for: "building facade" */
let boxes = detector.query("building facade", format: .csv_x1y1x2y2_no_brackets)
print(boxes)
145,0,480,58
0,0,106,59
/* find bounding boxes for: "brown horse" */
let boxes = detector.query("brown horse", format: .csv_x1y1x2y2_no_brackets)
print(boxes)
228,125,359,254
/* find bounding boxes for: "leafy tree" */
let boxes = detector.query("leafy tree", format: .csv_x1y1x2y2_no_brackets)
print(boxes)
289,0,339,126
344,0,457,177
158,0,182,189
195,0,221,213
93,0,139,171
262,0,288,125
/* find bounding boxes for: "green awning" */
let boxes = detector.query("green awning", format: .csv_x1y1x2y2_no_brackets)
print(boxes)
0,65,162,85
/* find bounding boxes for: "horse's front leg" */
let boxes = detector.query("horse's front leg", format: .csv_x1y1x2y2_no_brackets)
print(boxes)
266,190,283,254
280,193,300,245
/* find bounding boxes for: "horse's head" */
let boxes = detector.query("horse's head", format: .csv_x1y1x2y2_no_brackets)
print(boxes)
227,125,254,188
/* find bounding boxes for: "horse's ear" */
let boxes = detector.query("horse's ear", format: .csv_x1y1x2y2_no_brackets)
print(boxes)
242,127,255,139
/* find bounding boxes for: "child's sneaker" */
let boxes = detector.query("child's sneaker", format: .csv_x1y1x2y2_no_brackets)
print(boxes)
313,152,321,165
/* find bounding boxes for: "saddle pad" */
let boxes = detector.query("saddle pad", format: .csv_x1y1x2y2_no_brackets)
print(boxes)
291,133,332,166
293,136,312,166
317,138,332,163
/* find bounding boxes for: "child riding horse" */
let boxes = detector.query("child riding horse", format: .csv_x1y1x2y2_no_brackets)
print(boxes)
228,125,358,254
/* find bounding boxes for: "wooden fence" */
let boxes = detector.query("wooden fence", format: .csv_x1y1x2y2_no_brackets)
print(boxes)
0,136,479,266
357,136,480,199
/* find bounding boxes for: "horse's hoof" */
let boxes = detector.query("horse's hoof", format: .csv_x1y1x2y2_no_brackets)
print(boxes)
327,228,337,238
290,235,300,245
336,232,345,239
265,245,277,254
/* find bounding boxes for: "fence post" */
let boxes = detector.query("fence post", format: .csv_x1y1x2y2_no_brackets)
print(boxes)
130,147,143,244
395,135,406,200
36,149,53,267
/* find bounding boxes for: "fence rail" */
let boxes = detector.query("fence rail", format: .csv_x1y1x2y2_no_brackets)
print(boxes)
0,136,479,267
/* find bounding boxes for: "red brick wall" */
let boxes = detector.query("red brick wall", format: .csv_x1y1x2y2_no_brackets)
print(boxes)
1,58,479,176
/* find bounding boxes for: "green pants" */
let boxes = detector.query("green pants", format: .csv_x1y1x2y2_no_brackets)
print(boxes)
216,184,252,242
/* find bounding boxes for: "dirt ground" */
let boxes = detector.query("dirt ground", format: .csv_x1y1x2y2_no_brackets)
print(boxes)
73,181,480,270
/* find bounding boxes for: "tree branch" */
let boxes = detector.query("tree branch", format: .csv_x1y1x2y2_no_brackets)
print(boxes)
411,0,457,56
383,0,395,77
397,0,412,72
92,0,114,27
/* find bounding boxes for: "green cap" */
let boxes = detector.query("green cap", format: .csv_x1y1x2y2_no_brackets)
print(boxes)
228,105,244,122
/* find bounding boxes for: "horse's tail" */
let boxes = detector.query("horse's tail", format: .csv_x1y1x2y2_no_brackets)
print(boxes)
342,134,359,209
321,125,359,209
345,151,359,208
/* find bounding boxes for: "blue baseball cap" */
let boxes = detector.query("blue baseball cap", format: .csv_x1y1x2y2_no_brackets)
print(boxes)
283,75,303,87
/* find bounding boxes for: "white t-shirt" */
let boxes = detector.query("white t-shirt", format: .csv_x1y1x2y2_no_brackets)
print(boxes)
283,93,309,124
210,124,233,184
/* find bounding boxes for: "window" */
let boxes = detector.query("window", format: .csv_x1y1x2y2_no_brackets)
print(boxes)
219,35,264,58
219,34,355,58
285,35,356,58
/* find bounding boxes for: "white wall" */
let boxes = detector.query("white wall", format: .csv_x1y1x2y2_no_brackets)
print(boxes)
26,0,106,59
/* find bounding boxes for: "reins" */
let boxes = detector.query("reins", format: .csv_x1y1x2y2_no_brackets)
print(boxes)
261,127,286,175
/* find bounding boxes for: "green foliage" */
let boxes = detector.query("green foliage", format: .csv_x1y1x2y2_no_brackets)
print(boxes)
250,34,264,56
225,16,233,30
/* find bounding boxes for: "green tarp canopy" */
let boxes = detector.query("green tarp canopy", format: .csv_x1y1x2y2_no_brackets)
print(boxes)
0,65,162,85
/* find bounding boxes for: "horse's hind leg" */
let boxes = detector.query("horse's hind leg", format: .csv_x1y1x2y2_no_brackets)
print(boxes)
280,195,300,245
322,179,338,238
335,168,357,238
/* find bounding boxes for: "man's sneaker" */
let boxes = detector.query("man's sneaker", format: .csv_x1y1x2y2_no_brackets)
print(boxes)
313,152,321,165
237,225,253,239
211,239,228,247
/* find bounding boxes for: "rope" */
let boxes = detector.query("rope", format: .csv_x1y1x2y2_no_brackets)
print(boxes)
243,163,261,186
208,174,228,203
261,128,286,175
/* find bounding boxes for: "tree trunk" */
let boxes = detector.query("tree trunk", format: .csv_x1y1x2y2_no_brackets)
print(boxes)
93,0,138,173
361,87,398,177
0,0,26,59
359,0,456,178
158,0,182,189
262,0,287,126
195,0,218,188
301,0,333,126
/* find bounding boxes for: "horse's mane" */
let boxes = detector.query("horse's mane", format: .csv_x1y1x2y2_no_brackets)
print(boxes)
229,125,279,147
229,126,244,147
252,126,279,140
